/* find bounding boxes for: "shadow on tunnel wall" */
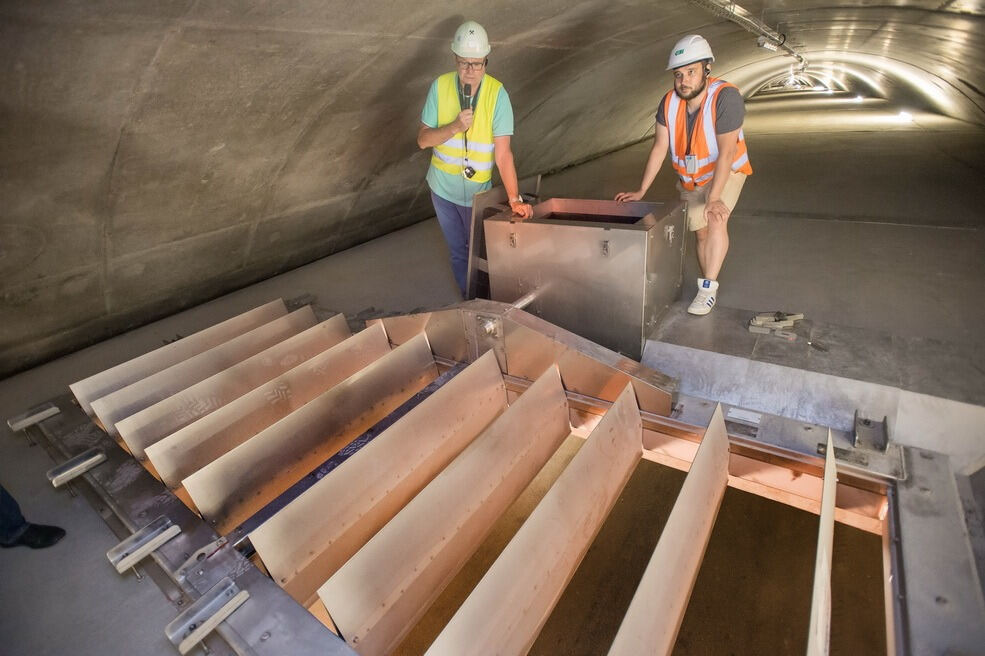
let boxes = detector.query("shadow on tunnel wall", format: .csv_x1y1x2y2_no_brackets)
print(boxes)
255,14,468,272
0,12,467,379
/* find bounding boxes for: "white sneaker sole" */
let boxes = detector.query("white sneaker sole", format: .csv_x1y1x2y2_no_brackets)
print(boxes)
687,296,716,316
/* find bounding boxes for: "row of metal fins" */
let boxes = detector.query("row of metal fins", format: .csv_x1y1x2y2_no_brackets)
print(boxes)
69,298,836,655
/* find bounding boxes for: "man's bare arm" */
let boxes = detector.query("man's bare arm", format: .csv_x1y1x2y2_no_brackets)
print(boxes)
494,135,533,219
703,128,740,224
417,109,473,149
615,125,669,202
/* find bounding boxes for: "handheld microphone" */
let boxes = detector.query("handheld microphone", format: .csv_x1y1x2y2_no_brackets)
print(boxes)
461,83,476,179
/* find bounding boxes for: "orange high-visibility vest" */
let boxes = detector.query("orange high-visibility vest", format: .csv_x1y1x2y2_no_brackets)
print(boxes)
664,78,753,190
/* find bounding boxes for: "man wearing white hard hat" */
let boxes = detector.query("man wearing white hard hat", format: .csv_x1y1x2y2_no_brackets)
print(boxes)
417,21,533,297
616,35,753,316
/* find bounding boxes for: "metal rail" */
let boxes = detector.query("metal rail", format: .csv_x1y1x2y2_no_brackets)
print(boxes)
686,0,808,68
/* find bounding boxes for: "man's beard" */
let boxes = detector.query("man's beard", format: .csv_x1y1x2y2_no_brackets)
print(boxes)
676,76,707,100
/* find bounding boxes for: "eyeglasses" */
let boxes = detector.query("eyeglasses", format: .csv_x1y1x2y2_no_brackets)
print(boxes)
456,59,486,71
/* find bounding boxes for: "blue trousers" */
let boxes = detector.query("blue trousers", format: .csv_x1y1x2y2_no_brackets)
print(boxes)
431,192,472,296
0,483,28,545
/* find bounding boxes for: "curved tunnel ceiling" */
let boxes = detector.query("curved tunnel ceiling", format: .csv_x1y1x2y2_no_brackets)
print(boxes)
0,0,983,376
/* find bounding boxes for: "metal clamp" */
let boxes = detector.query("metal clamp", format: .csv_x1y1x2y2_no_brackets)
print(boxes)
46,447,107,487
8,401,61,432
165,577,250,655
175,536,229,581
107,515,181,574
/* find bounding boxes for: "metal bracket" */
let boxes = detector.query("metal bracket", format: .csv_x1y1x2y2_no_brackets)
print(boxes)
7,401,61,432
478,316,500,338
165,577,250,655
107,515,181,574
46,447,107,487
175,536,229,581
469,312,507,371
725,405,761,439
853,410,889,452
818,442,869,467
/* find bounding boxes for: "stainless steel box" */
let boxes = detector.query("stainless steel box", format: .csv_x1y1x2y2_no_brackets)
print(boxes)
484,198,686,360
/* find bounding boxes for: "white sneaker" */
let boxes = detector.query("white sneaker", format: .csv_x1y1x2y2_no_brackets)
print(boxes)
688,278,719,315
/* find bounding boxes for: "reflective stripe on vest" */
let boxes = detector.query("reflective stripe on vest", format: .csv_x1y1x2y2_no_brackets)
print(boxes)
431,72,502,183
665,78,753,190
432,149,494,171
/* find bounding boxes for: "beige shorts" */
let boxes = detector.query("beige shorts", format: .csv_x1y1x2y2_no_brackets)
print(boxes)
679,171,747,231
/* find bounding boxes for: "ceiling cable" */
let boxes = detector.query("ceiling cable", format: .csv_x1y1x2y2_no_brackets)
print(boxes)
686,0,808,69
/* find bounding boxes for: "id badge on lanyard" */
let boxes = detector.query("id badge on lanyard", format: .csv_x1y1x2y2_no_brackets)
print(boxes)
685,154,698,175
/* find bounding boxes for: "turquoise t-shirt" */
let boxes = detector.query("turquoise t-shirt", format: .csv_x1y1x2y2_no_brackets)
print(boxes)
421,75,514,207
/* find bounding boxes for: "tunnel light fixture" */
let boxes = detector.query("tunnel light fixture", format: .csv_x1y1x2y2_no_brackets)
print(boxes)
688,0,806,68
854,95,864,103
757,35,779,52
898,111,914,122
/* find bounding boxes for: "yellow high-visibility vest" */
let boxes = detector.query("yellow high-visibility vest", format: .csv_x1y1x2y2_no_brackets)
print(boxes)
431,72,502,184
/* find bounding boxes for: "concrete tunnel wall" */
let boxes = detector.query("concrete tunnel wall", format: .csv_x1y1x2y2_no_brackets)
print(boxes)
2,1,984,378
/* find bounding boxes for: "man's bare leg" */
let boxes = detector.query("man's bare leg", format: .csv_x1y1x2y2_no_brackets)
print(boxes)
688,219,729,315
701,217,729,280
695,227,708,275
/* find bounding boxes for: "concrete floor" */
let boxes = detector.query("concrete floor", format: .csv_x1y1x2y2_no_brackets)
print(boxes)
2,102,983,654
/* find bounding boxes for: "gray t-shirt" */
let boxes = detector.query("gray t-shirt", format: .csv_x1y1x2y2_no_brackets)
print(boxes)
656,85,744,142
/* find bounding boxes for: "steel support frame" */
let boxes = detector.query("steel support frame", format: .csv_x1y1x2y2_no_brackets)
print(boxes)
28,393,356,656
20,298,985,655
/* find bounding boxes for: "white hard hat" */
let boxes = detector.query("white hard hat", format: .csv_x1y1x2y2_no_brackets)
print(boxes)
667,34,715,70
451,21,491,58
